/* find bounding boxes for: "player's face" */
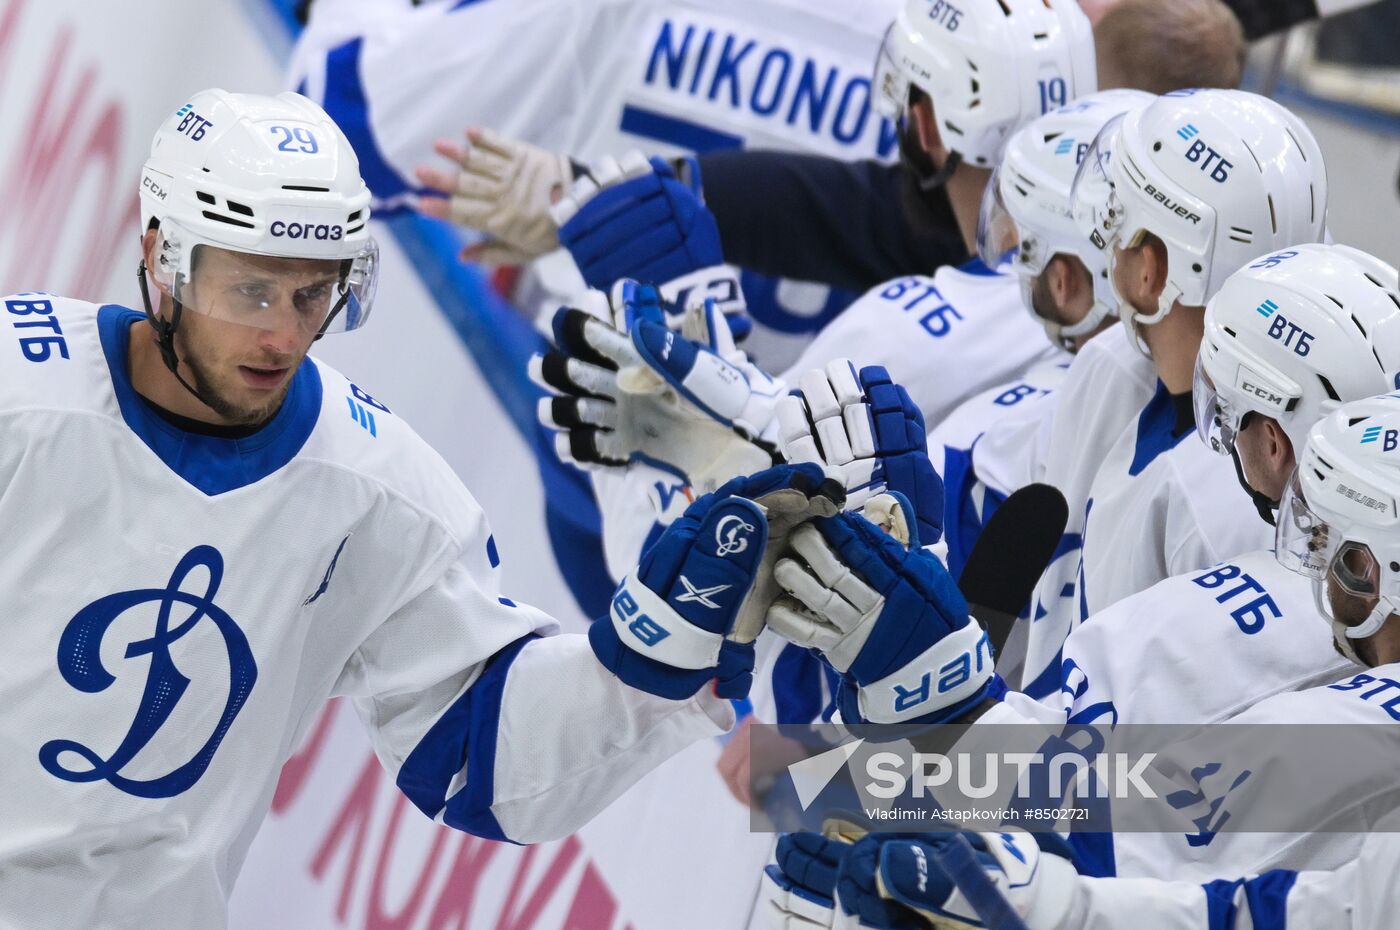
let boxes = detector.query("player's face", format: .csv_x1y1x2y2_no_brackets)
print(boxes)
1030,256,1094,328
177,249,340,426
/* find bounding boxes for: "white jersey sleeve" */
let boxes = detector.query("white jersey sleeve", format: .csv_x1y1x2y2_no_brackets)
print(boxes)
782,262,1067,429
589,462,692,583
1061,851,1360,930
1059,550,1357,726
927,359,1069,578
985,324,1155,694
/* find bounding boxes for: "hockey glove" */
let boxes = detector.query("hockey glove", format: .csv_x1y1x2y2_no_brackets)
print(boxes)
530,279,783,493
836,832,1078,930
415,128,572,265
551,151,748,334
591,464,845,700
768,497,998,725
778,361,944,547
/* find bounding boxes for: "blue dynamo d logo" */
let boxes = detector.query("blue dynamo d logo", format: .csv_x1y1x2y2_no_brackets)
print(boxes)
40,546,258,799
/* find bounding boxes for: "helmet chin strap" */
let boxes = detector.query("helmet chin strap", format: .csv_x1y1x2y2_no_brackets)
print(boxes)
1319,582,1394,668
137,260,222,411
1229,442,1279,526
915,150,962,193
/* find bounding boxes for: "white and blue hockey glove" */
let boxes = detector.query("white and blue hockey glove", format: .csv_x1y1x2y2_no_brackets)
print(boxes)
530,279,784,492
858,832,1077,930
762,831,851,929
778,361,945,548
591,464,845,700
551,151,749,337
768,497,999,725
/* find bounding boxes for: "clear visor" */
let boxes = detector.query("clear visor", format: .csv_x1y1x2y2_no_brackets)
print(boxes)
872,22,909,120
1192,354,1242,456
976,166,1025,271
155,222,379,336
1070,114,1126,258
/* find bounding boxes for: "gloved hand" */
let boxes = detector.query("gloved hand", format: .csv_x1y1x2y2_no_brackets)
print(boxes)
766,830,1079,930
778,361,945,546
530,279,782,492
414,127,572,265
591,464,845,699
768,497,998,725
852,831,1077,930
551,151,748,332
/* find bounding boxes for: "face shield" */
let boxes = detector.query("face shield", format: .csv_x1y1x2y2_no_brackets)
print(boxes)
872,23,910,121
1276,467,1397,664
1193,354,1242,456
151,220,379,338
1070,114,1127,259
976,166,1026,271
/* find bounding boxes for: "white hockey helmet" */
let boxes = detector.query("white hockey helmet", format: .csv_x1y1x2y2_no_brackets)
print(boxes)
1071,89,1327,333
140,89,377,336
873,0,1097,169
1195,243,1400,460
977,89,1154,349
1277,394,1400,666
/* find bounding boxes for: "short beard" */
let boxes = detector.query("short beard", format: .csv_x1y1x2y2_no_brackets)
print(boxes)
183,343,287,428
1029,272,1063,328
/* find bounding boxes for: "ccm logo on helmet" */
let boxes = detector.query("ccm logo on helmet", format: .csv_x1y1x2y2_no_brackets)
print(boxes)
1241,380,1286,408
270,221,344,241
141,174,168,202
1144,183,1202,225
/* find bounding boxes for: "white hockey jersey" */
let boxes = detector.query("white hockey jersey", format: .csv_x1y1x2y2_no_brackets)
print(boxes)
289,0,903,193
0,297,731,929
1058,549,1357,726
782,261,1068,429
926,358,1069,578
972,323,1156,694
985,664,1400,883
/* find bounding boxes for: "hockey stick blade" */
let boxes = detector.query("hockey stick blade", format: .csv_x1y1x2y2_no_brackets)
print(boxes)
957,483,1068,657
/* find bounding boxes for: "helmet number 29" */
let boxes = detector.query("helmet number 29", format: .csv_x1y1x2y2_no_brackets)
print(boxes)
270,125,320,155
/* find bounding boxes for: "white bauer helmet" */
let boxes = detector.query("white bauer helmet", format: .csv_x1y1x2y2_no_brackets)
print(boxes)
873,0,1096,170
1072,89,1327,338
1195,243,1400,460
977,89,1154,349
139,88,378,338
1277,395,1400,666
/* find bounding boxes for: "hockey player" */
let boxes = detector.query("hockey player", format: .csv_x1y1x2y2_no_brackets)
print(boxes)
0,89,843,928
763,393,1400,889
996,88,1331,694
1053,243,1400,727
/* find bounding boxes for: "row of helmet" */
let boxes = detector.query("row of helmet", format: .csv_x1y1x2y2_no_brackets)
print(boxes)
874,0,1400,666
